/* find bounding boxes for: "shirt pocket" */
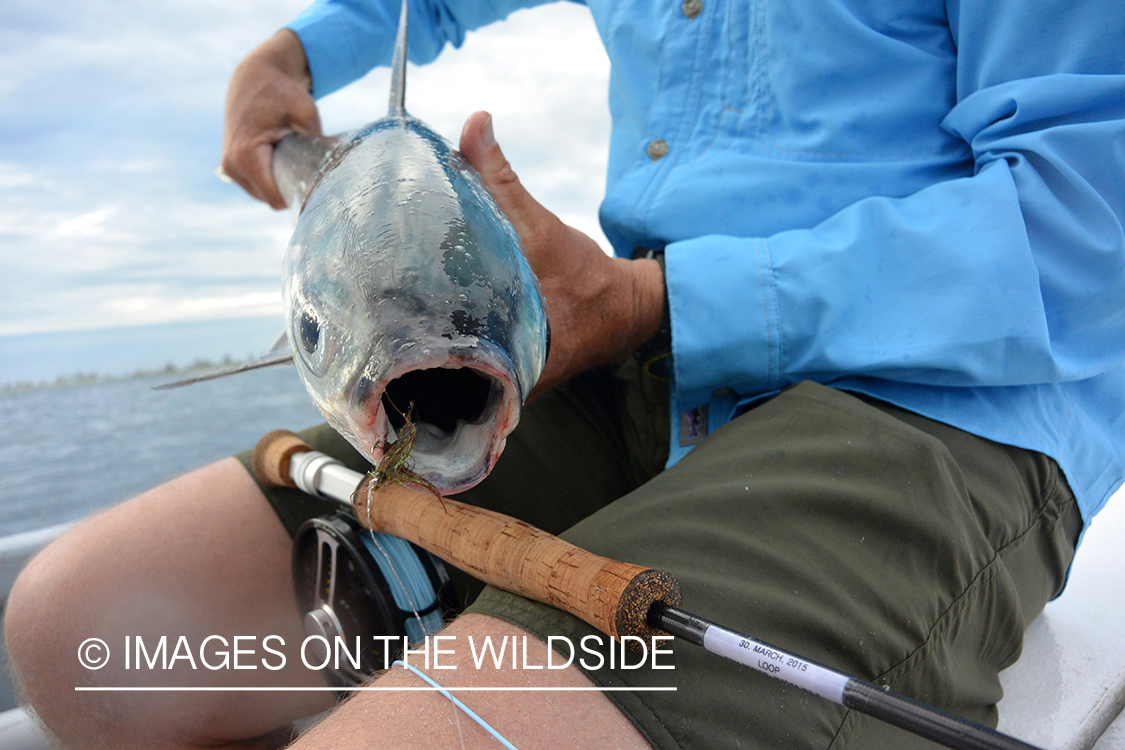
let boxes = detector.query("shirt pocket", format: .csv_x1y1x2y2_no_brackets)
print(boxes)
725,0,963,162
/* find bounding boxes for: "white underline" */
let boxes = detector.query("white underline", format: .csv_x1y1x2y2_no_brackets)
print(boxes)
74,686,677,692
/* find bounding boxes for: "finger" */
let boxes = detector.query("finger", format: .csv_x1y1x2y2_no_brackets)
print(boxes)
252,101,322,209
224,121,313,210
221,138,282,209
459,112,556,246
289,90,324,139
251,141,287,210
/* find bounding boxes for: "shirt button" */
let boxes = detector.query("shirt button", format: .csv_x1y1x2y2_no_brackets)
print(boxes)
646,139,670,160
682,0,703,19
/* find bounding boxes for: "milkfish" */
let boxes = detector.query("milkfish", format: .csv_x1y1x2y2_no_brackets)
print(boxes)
162,0,549,493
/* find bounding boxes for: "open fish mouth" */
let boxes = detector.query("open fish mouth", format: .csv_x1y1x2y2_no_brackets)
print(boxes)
350,354,520,494
155,0,548,497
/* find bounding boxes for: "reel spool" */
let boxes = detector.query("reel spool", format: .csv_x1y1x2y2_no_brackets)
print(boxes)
292,513,460,687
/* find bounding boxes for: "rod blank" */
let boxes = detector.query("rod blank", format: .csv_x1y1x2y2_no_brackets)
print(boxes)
253,430,1046,750
649,603,1042,750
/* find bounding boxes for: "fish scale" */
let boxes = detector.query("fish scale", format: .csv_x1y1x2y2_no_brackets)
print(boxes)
159,0,548,495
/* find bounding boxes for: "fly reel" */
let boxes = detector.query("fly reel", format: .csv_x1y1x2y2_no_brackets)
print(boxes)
292,512,460,687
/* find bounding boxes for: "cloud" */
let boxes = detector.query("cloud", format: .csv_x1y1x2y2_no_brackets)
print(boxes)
309,3,611,242
0,0,610,342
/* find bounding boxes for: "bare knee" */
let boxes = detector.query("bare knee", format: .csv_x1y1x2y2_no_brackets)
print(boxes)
4,513,124,748
4,458,328,749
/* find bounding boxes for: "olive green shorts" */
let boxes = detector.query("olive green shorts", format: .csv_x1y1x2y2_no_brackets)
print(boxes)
237,365,1081,749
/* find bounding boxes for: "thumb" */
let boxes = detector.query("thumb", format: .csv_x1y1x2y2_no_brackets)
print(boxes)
459,111,558,246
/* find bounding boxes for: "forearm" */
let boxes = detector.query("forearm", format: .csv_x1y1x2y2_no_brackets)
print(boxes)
286,0,558,99
666,81,1125,408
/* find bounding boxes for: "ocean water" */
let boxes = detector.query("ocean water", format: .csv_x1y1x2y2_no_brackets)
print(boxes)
0,368,324,537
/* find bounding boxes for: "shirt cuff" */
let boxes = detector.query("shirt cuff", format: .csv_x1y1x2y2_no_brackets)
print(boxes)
665,235,778,409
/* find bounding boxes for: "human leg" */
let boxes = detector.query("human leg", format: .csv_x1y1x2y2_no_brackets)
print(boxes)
212,362,671,748
282,613,651,750
467,381,1081,748
3,361,667,749
4,458,335,750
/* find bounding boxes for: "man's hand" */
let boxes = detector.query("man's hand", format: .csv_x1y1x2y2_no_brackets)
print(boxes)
459,111,665,399
222,30,322,209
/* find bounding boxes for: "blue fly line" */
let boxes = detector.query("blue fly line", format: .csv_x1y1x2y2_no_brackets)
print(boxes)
359,531,443,643
393,660,520,750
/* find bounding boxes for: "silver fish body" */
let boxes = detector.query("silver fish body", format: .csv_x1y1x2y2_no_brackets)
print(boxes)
156,0,547,492
279,116,548,493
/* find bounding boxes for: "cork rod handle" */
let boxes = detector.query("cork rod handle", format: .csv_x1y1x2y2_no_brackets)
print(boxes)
252,430,681,639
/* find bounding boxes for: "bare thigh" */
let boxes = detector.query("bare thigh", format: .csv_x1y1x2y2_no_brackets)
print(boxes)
4,457,336,750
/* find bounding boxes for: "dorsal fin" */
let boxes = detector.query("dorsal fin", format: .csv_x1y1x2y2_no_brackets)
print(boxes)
388,0,408,117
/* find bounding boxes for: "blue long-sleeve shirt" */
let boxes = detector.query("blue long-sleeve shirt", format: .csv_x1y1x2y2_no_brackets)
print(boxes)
287,0,1125,527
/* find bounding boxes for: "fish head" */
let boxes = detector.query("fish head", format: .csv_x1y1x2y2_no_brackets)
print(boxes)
283,117,548,493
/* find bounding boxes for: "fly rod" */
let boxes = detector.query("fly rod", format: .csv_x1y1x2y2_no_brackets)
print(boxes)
253,430,1044,750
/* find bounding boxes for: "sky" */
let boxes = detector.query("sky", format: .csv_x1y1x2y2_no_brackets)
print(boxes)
0,0,610,383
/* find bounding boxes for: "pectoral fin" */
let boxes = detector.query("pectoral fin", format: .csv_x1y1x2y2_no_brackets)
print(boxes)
152,332,294,390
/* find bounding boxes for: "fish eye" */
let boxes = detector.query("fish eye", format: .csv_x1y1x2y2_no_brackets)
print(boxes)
299,310,320,354
291,302,333,377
